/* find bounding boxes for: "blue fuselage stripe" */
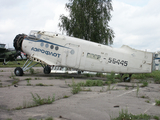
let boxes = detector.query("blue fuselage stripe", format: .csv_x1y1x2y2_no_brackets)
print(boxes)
24,38,71,49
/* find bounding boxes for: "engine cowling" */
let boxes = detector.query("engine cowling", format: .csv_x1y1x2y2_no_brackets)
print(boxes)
13,34,27,51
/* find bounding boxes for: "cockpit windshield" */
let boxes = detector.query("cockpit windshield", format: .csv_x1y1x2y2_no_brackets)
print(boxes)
27,31,41,40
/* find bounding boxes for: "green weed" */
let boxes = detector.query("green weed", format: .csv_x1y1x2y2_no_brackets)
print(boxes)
35,83,47,86
0,82,2,87
81,88,92,92
25,78,32,80
84,73,94,77
106,81,111,91
27,80,32,86
34,77,41,80
5,118,12,120
63,95,69,98
155,99,160,106
145,100,150,103
10,73,19,81
0,60,41,68
71,80,81,94
96,73,105,77
100,86,105,92
106,72,116,83
75,80,104,87
136,83,139,97
125,86,129,90
155,75,160,84
132,73,146,79
153,116,160,120
141,81,148,87
111,109,151,120
12,80,19,85
28,117,53,120
29,68,34,74
31,93,55,105
85,80,104,86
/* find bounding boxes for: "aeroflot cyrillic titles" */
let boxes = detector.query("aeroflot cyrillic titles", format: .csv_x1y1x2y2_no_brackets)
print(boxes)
31,47,61,58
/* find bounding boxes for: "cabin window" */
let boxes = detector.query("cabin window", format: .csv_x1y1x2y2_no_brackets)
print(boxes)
50,45,54,49
55,46,59,51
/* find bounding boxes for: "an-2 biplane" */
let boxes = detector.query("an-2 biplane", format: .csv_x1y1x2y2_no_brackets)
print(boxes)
13,30,154,81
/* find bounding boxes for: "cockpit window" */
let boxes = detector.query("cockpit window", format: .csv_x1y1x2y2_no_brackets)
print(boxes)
27,31,41,40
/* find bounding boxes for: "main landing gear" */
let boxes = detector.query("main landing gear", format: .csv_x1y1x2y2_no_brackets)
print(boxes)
14,59,51,76
120,74,132,82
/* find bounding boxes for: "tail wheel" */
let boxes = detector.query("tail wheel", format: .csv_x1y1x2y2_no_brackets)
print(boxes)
44,66,51,74
14,67,23,76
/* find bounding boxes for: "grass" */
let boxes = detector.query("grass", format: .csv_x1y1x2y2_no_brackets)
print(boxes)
96,73,105,77
83,73,94,77
26,80,32,86
136,83,140,97
35,83,53,86
12,80,20,85
145,100,150,103
5,117,54,120
111,109,155,120
132,71,160,84
141,81,148,87
34,77,41,80
85,80,104,86
154,116,160,120
70,80,81,94
0,60,41,68
29,68,35,74
155,99,160,106
140,95,149,99
25,78,32,80
14,93,55,110
106,72,116,83
28,117,53,120
31,93,55,105
70,80,105,87
69,79,117,94
10,73,20,81
63,95,69,98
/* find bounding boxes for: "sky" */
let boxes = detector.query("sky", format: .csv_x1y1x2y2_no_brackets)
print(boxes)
0,0,160,52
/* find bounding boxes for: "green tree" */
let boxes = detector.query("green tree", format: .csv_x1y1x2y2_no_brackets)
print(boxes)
58,0,114,45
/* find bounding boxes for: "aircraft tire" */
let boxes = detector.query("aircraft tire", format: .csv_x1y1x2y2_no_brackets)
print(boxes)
14,67,23,76
44,66,51,74
77,71,81,74
124,77,131,82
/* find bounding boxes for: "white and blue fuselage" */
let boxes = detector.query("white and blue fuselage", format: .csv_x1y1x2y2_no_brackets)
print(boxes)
21,30,153,74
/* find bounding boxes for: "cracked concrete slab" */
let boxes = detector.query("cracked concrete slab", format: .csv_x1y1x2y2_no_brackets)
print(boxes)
0,67,160,120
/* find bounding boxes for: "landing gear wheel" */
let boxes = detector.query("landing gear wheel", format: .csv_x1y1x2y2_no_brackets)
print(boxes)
77,71,81,74
14,67,23,76
44,66,51,74
123,77,131,82
123,74,132,82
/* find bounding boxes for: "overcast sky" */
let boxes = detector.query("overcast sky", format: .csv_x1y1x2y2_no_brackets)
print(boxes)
0,0,160,52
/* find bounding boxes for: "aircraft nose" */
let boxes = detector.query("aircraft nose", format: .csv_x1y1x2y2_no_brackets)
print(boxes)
13,34,27,51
